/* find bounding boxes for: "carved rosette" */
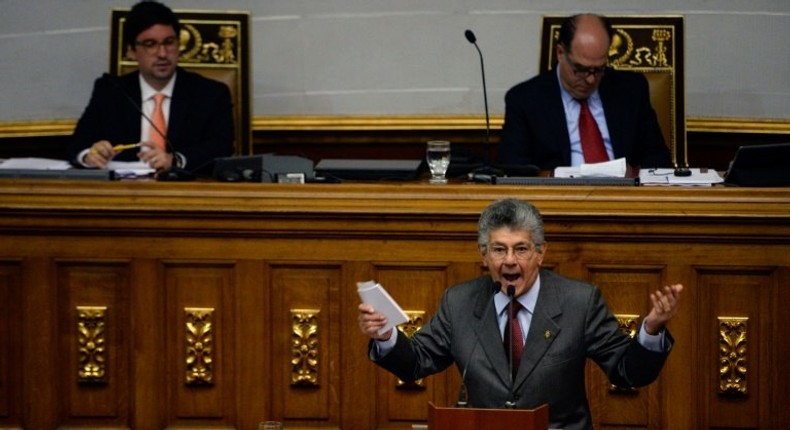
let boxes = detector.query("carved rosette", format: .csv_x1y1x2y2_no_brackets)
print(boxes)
718,317,748,395
397,311,426,389
185,307,214,385
77,306,107,384
291,309,319,387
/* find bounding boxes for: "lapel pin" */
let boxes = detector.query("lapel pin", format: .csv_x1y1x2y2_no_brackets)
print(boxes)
544,330,551,339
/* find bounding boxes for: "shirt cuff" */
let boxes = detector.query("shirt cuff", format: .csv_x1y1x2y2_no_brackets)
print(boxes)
372,329,398,359
637,321,666,352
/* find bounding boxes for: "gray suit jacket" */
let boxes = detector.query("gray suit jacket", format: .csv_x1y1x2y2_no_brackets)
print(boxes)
372,270,672,430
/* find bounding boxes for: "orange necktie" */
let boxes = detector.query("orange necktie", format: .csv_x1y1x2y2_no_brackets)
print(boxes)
150,93,167,150
578,98,609,163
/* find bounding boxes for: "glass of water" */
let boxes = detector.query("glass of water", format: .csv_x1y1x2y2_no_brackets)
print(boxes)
426,140,451,184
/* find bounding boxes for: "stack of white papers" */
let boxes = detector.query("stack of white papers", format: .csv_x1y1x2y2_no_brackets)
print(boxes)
639,168,724,186
554,158,627,178
0,157,72,170
357,280,409,335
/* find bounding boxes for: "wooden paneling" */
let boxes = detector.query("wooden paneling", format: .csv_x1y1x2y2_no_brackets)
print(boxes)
0,180,788,430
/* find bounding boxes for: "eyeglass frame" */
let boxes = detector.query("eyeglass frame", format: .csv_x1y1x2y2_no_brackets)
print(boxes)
134,36,179,54
485,243,538,261
563,52,608,79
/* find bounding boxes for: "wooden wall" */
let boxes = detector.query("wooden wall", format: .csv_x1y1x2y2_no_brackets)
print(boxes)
0,180,788,429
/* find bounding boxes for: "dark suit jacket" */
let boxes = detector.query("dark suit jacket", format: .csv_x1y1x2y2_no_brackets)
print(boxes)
498,69,671,170
68,68,234,172
372,270,672,430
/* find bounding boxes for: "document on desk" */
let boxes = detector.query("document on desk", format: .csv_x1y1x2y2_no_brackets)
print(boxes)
0,157,72,170
357,280,409,335
639,168,724,186
554,158,628,178
107,161,155,177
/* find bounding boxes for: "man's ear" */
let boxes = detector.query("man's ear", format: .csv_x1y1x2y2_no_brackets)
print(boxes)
125,44,137,61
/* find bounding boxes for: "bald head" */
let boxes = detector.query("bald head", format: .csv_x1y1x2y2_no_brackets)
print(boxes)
556,14,613,99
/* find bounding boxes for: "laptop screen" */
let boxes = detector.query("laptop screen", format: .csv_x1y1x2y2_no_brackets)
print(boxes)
724,143,790,187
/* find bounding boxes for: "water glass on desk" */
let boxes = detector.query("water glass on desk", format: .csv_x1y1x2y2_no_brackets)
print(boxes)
426,140,451,184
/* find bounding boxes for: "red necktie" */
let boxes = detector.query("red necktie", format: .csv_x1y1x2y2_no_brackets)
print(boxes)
151,93,167,150
578,99,609,163
503,301,524,378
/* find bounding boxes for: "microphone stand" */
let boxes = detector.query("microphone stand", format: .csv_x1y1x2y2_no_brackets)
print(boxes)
456,281,501,407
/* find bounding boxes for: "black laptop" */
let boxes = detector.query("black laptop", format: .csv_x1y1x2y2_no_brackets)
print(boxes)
724,143,790,187
314,159,423,181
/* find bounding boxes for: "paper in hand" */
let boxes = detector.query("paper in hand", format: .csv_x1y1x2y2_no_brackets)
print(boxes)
357,280,409,335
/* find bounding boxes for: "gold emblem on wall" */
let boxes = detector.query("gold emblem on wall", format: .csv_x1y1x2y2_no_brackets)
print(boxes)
397,311,426,390
609,314,641,393
291,309,319,387
719,317,748,395
185,307,214,385
77,306,107,384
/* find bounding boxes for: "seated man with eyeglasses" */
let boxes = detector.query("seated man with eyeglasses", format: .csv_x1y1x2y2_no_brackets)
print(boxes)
358,198,683,430
498,14,671,171
68,0,234,176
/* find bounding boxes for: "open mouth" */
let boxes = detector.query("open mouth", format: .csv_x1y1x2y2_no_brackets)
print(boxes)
502,273,521,283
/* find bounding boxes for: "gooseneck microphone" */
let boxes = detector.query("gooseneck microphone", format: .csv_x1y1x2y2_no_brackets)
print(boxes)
504,284,518,409
464,30,492,161
101,73,194,181
456,281,501,408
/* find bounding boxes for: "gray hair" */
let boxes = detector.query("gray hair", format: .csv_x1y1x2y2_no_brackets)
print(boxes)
477,198,545,252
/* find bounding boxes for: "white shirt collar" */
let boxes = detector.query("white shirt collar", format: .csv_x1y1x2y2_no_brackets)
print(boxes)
139,71,177,101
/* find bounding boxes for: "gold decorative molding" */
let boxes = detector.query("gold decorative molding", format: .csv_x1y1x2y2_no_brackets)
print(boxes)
718,316,748,396
609,314,641,393
291,309,319,387
615,314,641,339
77,306,107,384
185,307,214,385
397,311,426,390
2,116,788,138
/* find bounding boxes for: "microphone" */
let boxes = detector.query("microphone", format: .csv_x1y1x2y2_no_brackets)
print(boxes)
101,73,194,181
456,281,501,407
504,284,518,409
464,30,493,167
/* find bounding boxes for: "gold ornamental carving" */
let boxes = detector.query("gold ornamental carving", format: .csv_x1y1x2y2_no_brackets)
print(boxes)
185,307,214,385
397,311,426,390
291,309,319,387
77,306,107,384
609,314,640,393
719,317,748,395
178,22,239,64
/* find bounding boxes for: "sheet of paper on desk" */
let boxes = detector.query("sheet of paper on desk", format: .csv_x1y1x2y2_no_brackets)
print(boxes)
357,280,409,335
554,158,627,178
639,168,724,186
0,157,72,170
107,160,155,177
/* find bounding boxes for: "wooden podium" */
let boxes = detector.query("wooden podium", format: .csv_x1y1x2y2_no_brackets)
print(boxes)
428,402,549,430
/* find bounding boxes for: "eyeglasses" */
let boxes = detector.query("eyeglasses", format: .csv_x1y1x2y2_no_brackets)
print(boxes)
564,53,607,78
135,37,179,54
487,244,535,261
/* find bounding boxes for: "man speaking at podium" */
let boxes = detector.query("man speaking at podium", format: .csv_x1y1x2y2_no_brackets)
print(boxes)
67,1,234,175
358,199,682,430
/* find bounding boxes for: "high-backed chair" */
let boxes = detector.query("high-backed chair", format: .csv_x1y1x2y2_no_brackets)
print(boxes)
109,9,252,155
539,15,686,169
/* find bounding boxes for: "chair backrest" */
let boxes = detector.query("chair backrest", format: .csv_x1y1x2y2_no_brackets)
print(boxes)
109,9,252,156
539,15,686,168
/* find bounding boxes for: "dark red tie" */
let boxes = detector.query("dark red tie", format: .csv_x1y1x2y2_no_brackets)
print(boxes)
578,98,609,163
503,301,524,378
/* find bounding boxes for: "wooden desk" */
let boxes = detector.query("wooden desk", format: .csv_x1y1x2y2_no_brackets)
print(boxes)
0,179,788,430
